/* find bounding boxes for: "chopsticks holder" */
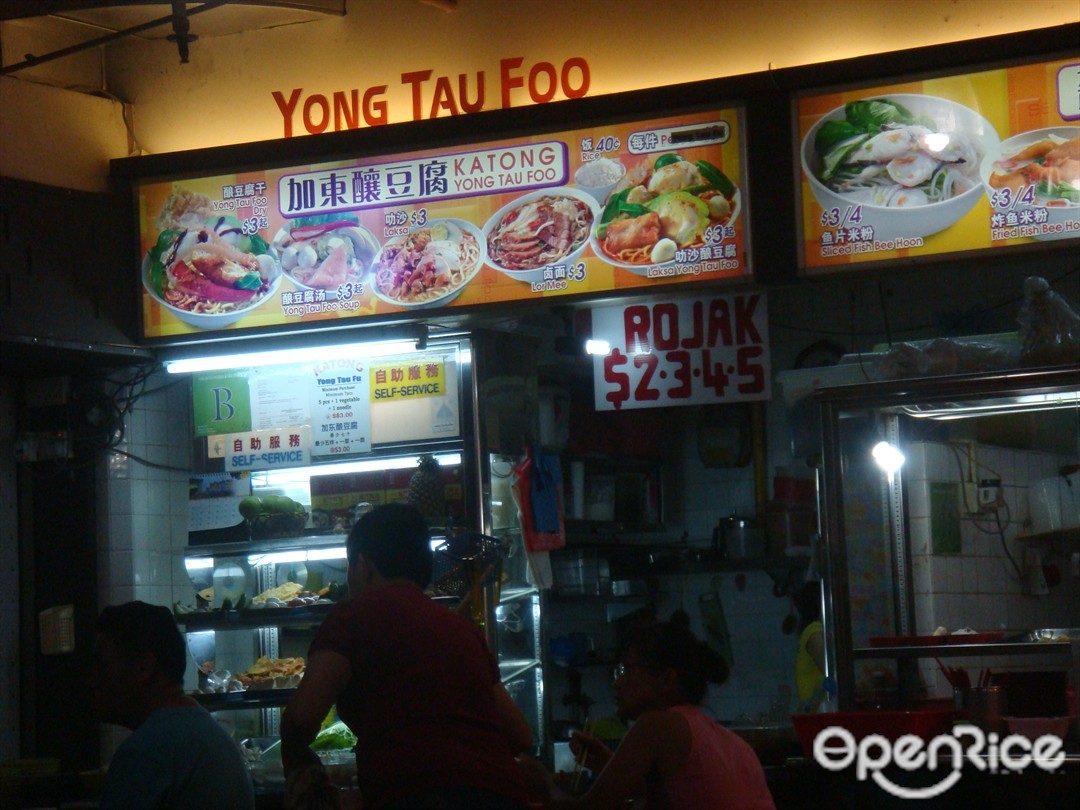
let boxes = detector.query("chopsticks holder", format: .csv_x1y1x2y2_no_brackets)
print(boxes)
935,658,971,689
570,719,594,793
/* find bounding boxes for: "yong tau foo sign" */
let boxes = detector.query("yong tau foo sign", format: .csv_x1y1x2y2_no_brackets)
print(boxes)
135,107,748,340
591,293,770,411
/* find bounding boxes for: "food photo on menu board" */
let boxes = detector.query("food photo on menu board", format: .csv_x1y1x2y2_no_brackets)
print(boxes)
135,109,749,340
796,58,1079,272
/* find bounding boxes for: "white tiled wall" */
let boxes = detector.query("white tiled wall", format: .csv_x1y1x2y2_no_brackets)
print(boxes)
906,440,1080,697
97,371,193,758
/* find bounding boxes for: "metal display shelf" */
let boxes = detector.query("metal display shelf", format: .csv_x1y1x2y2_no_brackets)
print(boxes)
499,586,539,605
176,603,335,630
184,533,347,557
499,658,541,683
1015,527,1080,544
853,641,1072,659
192,688,298,710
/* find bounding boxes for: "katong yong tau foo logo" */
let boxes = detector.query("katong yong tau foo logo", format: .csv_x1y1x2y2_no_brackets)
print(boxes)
812,724,1066,799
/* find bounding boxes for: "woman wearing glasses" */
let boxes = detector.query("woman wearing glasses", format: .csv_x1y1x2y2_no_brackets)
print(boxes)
520,613,775,809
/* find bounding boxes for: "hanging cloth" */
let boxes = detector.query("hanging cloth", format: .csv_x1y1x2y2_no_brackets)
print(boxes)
511,446,566,553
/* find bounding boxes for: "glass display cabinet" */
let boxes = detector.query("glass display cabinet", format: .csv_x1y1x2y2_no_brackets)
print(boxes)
815,367,1079,729
485,451,545,756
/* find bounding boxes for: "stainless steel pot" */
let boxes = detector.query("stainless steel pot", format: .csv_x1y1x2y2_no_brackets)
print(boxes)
717,513,764,559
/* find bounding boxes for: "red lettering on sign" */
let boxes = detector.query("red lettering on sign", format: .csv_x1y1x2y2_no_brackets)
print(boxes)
304,94,330,134
459,72,485,113
734,294,762,344
623,305,651,353
529,61,558,103
364,86,388,126
653,303,679,351
402,69,433,121
707,299,732,347
682,301,704,349
334,90,359,130
272,89,302,138
562,57,590,98
500,57,525,108
272,57,590,136
431,75,459,116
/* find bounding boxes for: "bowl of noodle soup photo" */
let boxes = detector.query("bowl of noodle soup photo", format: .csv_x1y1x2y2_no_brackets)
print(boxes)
142,218,281,330
272,215,380,299
483,187,598,283
370,218,484,309
801,94,999,242
980,126,1080,242
588,153,741,276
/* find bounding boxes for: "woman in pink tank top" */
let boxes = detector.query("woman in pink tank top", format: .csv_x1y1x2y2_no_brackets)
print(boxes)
519,615,776,809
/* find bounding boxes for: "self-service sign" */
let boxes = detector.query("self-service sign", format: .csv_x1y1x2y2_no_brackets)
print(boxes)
592,293,770,411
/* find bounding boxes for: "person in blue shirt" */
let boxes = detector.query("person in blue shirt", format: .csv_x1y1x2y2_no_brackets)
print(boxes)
92,600,255,809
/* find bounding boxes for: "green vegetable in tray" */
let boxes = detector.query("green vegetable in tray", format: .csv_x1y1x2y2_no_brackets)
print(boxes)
310,720,357,751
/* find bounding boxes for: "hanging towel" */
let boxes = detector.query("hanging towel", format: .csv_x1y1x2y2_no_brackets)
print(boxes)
512,448,565,553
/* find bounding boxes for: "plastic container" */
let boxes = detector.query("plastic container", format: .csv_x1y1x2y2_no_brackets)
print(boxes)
773,466,817,505
954,686,1005,735
765,502,816,557
38,605,74,655
1028,473,1080,533
552,549,610,595
791,708,955,757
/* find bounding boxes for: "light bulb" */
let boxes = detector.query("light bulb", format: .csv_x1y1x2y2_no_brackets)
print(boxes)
871,441,905,476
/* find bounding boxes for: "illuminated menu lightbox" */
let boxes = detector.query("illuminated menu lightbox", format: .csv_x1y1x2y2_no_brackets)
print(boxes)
135,107,749,341
796,57,1080,273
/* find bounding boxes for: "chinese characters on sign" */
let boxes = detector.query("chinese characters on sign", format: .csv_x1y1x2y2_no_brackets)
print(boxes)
279,143,568,216
209,426,313,472
136,108,749,340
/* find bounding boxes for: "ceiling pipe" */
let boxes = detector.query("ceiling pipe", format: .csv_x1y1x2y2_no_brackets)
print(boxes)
167,0,198,63
1,0,233,76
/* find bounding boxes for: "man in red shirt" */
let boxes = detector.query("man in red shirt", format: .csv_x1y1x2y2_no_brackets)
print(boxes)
282,502,531,810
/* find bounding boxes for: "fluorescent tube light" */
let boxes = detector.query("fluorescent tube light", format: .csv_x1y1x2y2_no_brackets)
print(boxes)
163,338,422,374
585,339,611,355
901,391,1078,420
248,550,308,566
307,547,347,561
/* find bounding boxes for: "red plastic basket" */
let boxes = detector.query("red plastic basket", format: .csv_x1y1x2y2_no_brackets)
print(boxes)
791,708,955,757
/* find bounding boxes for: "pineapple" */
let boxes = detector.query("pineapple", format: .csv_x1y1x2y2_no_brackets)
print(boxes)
408,454,446,522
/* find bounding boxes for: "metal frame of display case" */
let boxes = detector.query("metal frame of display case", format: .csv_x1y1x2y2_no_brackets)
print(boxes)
816,366,1080,711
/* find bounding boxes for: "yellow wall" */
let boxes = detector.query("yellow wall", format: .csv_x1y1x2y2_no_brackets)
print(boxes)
0,77,130,192
0,0,1077,188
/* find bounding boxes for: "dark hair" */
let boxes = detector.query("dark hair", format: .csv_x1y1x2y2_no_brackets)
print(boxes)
347,502,433,588
97,601,186,684
627,612,729,704
795,580,823,634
